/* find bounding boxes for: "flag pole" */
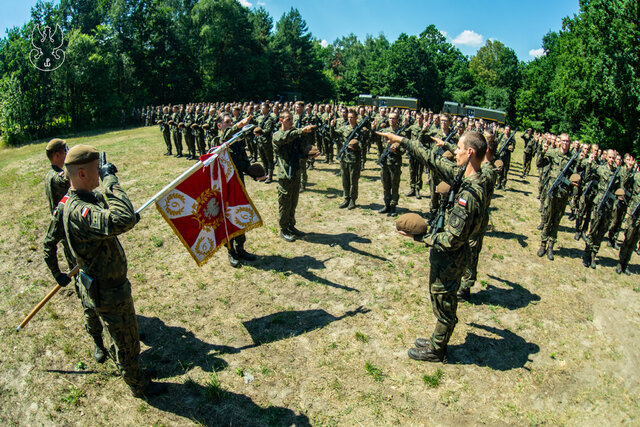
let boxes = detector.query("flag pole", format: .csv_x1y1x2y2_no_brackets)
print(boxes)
16,124,254,332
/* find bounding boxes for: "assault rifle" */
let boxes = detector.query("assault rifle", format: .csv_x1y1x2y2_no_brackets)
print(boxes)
434,122,461,157
338,113,372,162
429,158,470,235
377,122,409,167
547,151,579,199
630,199,640,221
596,166,621,215
496,128,519,157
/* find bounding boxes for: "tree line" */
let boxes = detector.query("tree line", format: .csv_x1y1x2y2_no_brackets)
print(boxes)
0,0,638,155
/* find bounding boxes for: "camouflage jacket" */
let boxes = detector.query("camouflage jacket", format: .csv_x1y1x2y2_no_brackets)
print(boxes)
45,165,70,214
378,126,407,167
336,124,365,164
586,162,622,209
538,148,580,198
62,175,138,286
255,113,276,146
43,194,76,278
272,128,306,180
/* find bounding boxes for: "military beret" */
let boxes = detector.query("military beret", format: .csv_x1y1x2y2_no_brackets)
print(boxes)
247,163,266,178
190,123,198,129
570,173,581,184
46,138,66,153
494,159,504,170
615,188,626,197
202,123,210,130
169,120,175,125
253,127,263,135
348,139,360,150
443,151,454,161
156,120,163,125
65,144,99,165
436,181,451,194
396,213,428,235
178,122,185,128
305,145,321,158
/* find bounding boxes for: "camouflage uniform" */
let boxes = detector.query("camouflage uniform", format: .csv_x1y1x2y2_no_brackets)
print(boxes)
193,111,206,156
406,123,427,196
293,113,315,189
255,113,276,181
618,171,640,273
584,163,622,265
61,175,145,394
607,165,634,245
495,132,514,189
337,124,365,204
273,127,306,233
537,149,579,249
378,126,407,211
170,110,183,157
521,133,534,177
160,112,172,155
183,111,197,159
400,136,485,356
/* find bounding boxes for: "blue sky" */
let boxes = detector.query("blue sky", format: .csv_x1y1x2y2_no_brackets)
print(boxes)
1,0,580,61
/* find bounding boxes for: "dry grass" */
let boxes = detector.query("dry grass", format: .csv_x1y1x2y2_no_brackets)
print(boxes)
1,126,639,426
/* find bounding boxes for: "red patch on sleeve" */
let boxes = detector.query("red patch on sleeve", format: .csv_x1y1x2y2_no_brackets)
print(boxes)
81,207,90,218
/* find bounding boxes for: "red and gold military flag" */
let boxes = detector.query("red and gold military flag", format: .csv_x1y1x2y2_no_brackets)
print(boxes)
155,147,262,266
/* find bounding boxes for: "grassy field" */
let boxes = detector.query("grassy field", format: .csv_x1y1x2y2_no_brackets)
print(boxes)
1,126,639,426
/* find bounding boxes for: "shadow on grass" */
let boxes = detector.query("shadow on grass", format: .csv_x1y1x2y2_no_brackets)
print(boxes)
303,186,342,198
505,187,532,196
468,274,540,310
254,254,359,292
301,232,388,262
359,202,385,212
449,323,539,370
242,306,370,346
144,384,311,426
485,229,529,248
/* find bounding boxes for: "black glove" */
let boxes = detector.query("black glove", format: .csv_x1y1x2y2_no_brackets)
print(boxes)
55,273,71,287
135,213,141,223
99,163,118,180
413,233,425,242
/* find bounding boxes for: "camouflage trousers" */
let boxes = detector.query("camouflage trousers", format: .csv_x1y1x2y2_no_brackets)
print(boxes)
575,194,594,234
585,205,615,256
258,142,274,176
196,132,206,156
497,153,511,187
381,164,402,207
522,151,533,176
341,161,361,201
608,200,628,242
278,171,301,231
171,130,183,155
541,193,570,243
408,155,424,191
78,277,145,393
184,132,196,157
162,129,172,154
619,215,640,267
428,247,469,352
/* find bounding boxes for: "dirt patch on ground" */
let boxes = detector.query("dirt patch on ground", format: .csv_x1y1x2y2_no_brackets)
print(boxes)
1,126,639,425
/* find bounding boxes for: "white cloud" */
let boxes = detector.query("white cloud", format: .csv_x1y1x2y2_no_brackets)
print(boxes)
257,1,266,5
452,30,484,47
529,48,546,58
320,39,328,48
238,0,252,7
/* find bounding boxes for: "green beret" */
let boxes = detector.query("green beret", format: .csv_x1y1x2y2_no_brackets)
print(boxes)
65,144,99,165
45,138,66,153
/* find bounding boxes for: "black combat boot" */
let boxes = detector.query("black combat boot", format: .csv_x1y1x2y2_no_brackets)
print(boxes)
408,343,447,363
348,199,356,210
290,226,305,237
93,336,107,364
164,151,171,156
414,337,429,348
546,241,555,260
339,198,350,209
415,189,421,200
537,242,547,257
228,249,241,268
280,229,295,242
537,222,544,230
406,189,416,197
457,287,471,302
236,242,257,261
378,204,390,214
387,206,397,217
574,231,582,241
582,250,591,268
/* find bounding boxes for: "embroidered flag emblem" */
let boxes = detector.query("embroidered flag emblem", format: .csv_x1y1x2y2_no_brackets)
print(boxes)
81,207,90,218
458,198,467,207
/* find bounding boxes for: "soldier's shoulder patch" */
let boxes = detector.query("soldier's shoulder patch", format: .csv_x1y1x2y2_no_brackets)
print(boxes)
81,207,90,218
458,198,467,208
58,170,65,177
